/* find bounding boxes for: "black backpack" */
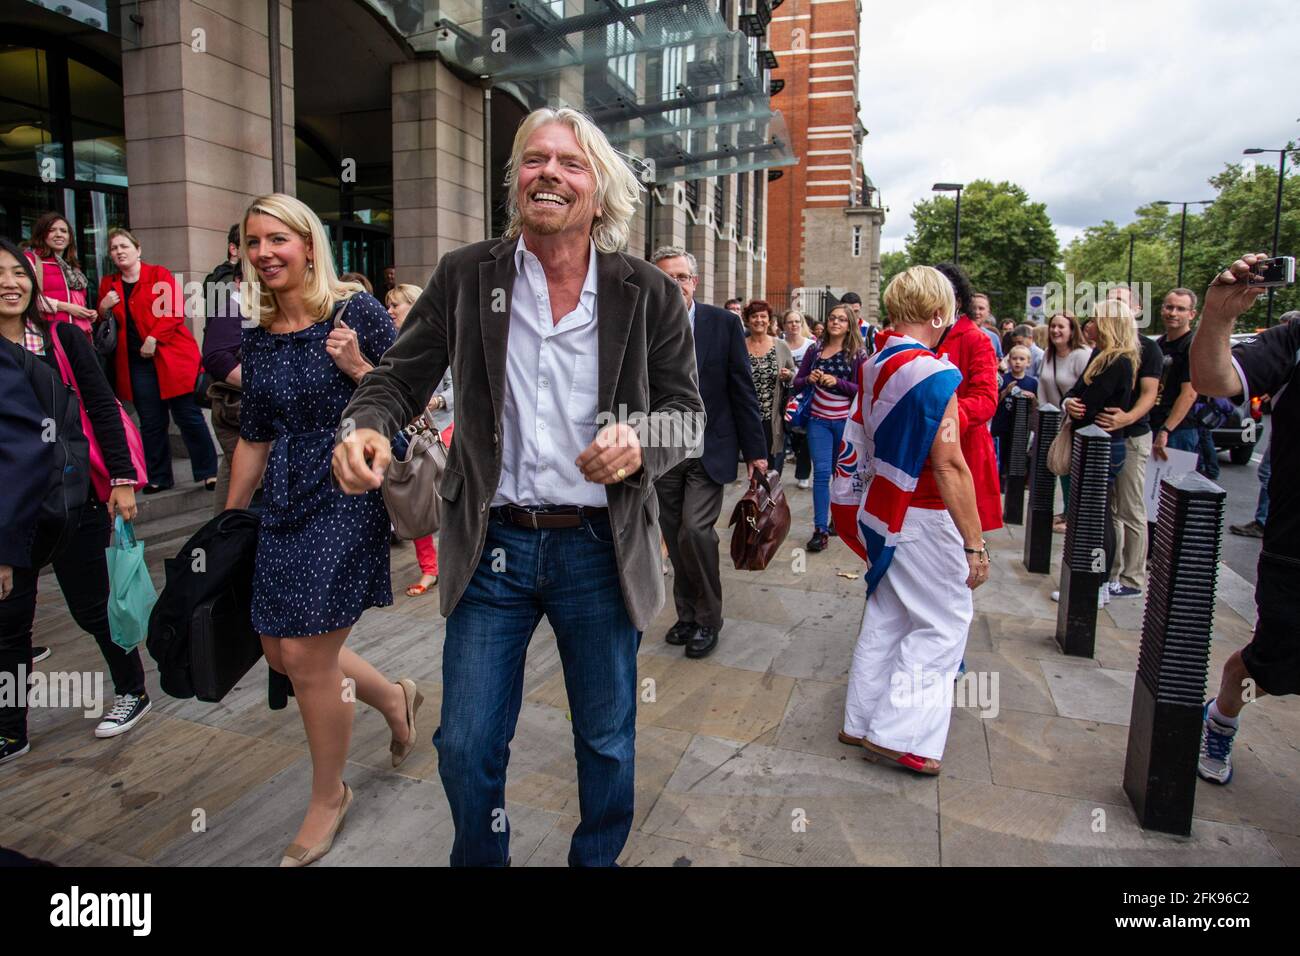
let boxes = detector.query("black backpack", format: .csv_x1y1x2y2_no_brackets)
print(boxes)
146,509,262,702
3,337,91,567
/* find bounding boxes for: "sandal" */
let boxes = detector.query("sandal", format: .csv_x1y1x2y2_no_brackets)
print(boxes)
860,738,942,776
405,577,437,596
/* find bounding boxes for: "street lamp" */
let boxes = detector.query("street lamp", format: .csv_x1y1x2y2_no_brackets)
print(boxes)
1026,257,1047,284
933,182,964,264
1153,199,1214,287
1243,142,1295,326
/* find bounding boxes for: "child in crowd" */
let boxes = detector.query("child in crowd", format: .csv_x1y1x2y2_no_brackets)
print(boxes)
991,345,1038,487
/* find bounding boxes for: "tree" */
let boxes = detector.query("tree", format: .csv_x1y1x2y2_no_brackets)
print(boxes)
878,249,910,323
1065,155,1298,332
905,180,1062,323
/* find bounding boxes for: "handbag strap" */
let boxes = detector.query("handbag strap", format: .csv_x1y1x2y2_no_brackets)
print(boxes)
46,323,78,395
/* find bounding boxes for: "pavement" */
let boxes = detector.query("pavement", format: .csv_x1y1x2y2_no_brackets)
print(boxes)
2,474,1296,867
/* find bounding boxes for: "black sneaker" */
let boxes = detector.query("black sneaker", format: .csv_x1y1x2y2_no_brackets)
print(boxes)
806,531,829,553
0,736,30,767
94,693,151,739
665,621,698,646
1229,520,1265,539
31,646,50,664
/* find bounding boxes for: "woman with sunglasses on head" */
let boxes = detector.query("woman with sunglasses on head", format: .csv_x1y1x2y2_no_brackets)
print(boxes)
226,194,420,866
98,228,219,494
386,282,454,597
0,238,148,767
781,309,815,488
23,212,99,336
792,304,869,552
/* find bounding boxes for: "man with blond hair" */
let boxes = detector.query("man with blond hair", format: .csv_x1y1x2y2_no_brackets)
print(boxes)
334,108,703,866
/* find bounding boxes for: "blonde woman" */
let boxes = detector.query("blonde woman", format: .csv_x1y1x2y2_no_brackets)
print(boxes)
832,266,988,775
386,282,453,596
1059,299,1141,602
224,194,421,867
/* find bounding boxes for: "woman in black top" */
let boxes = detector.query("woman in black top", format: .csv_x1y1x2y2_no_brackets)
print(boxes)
1061,299,1140,593
0,238,149,768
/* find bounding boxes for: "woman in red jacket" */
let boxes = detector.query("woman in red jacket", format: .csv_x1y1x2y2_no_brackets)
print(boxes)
930,263,1003,532
97,229,218,493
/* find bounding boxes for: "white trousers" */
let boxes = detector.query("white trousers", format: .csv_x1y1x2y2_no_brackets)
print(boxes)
842,507,974,760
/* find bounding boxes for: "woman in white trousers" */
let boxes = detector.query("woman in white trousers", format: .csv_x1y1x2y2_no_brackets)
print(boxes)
833,266,990,775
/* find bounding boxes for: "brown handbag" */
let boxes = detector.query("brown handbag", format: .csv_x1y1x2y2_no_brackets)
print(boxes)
1046,419,1074,476
728,470,792,571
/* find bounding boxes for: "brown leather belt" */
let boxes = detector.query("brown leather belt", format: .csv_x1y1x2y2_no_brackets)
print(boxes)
491,504,609,530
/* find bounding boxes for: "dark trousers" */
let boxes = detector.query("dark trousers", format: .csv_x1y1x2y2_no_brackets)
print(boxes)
656,457,725,630
0,501,146,741
788,429,811,481
129,358,218,486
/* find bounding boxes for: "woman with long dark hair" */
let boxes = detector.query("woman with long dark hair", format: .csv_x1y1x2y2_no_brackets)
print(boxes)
791,304,868,552
24,212,99,334
98,228,218,493
0,237,148,768
1039,311,1091,532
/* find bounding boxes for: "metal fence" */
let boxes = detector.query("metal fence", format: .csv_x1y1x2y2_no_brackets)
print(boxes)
764,287,841,322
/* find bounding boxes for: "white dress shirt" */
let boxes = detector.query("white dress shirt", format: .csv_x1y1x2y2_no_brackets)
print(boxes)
493,237,605,508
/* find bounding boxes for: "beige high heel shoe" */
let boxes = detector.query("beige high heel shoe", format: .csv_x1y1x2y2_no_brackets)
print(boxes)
280,782,353,867
391,678,424,769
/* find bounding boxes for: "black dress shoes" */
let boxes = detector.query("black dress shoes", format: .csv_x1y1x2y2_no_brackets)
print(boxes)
665,621,698,646
806,531,829,552
686,625,720,659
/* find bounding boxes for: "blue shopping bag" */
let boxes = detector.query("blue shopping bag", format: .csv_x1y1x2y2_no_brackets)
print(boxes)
105,516,157,652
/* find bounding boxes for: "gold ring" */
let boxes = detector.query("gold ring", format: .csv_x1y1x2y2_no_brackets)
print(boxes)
616,467,627,481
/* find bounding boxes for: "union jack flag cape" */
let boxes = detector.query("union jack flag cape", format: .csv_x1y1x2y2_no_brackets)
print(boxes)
830,331,962,597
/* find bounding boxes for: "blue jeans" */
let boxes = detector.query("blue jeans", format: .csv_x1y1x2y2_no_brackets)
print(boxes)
1189,425,1220,479
806,415,846,533
128,358,218,485
434,511,641,867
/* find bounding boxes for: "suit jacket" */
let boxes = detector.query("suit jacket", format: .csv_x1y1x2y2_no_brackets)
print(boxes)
339,237,704,632
692,302,768,484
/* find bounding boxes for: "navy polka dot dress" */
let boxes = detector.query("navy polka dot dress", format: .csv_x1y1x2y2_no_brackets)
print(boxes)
240,292,396,637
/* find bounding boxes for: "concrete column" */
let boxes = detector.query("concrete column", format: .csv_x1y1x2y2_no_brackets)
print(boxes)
715,176,737,303
689,190,716,306
122,0,295,309
391,59,486,285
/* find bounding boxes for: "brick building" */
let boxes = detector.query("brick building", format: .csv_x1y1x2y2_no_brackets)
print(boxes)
766,0,883,323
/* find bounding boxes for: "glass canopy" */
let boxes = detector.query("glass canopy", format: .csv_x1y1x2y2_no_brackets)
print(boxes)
363,0,795,184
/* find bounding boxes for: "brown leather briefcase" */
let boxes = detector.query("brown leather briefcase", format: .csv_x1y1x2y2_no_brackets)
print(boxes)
728,470,791,571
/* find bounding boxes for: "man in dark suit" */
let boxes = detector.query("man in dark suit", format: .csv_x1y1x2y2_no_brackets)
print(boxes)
651,246,767,660
334,108,702,867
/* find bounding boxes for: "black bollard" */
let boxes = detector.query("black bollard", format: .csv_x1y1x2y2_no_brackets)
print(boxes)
1123,472,1226,836
1001,392,1034,525
1055,424,1111,658
1023,404,1061,573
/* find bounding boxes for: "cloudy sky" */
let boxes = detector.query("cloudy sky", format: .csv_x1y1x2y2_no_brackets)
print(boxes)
858,0,1300,255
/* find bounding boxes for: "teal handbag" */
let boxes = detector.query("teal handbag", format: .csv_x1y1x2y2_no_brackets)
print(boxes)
106,516,158,651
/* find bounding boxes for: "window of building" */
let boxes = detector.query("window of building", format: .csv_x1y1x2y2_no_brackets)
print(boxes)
712,175,726,226
851,225,863,258
752,170,762,247
607,21,637,93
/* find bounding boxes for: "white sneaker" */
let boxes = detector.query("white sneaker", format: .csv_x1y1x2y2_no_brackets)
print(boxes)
797,479,810,490
1051,590,1060,602
94,693,152,739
